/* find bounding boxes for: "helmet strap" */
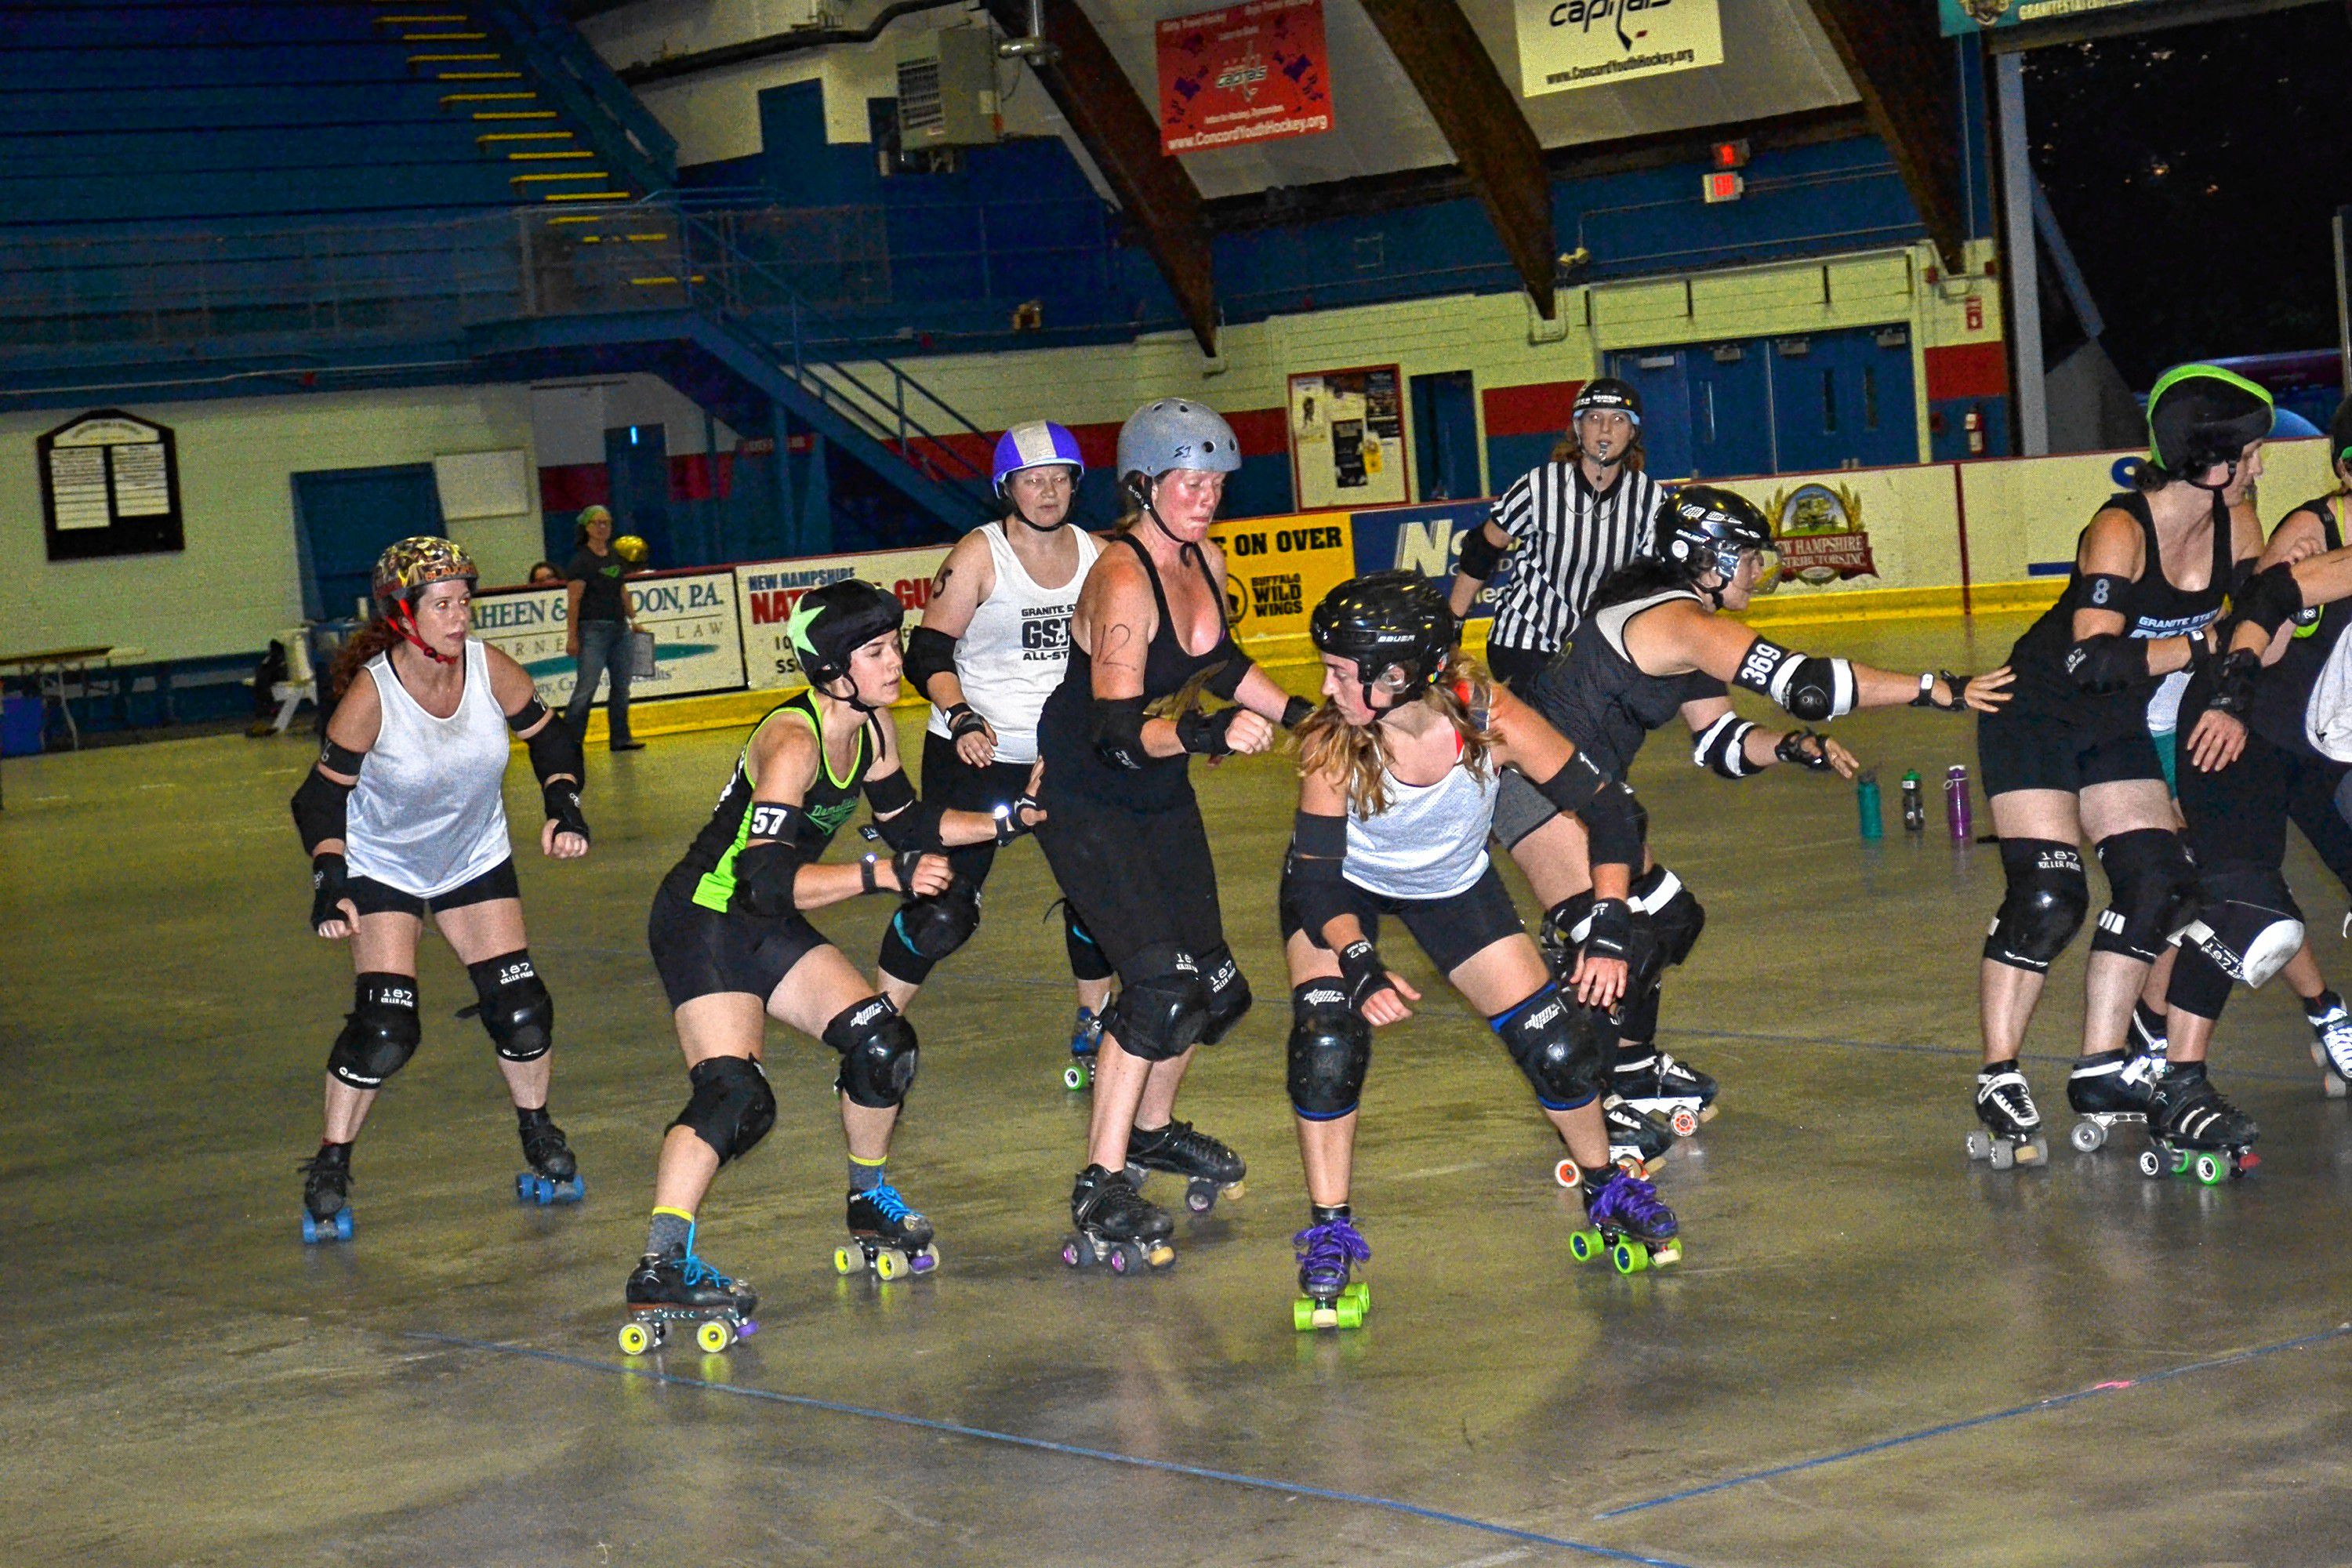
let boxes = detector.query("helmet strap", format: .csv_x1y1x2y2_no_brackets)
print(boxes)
1010,503,1066,535
390,597,458,665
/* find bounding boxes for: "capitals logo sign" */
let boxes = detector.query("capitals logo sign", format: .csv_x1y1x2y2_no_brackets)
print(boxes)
1766,482,1878,587
1158,0,1331,155
1515,0,1722,96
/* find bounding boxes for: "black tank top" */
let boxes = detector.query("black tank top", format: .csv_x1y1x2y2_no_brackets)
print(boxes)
2245,496,2351,758
1523,557,1729,779
665,688,883,912
1036,530,1244,811
2006,491,2234,733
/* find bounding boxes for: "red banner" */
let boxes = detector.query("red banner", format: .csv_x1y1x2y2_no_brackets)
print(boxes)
1158,0,1331,155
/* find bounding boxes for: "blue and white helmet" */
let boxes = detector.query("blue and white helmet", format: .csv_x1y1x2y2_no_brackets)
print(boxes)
1116,398,1242,481
991,420,1084,495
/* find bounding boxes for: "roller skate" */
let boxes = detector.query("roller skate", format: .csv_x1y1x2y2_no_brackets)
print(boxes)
1965,1060,2047,1169
834,1182,939,1280
1551,1098,1670,1187
514,1107,586,1205
1613,1045,1718,1138
1123,1119,1246,1214
1291,1210,1371,1330
1062,1006,1102,1091
2305,991,2352,1098
2128,997,2169,1062
298,1142,354,1244
1062,1163,1175,1275
619,1237,759,1355
1570,1165,1682,1275
2063,1048,2157,1153
2140,1062,2260,1186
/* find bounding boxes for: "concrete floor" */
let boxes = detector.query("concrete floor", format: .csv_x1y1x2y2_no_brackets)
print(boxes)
5,612,2350,1568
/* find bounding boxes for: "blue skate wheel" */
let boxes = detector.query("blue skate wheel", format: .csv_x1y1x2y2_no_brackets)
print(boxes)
335,1208,352,1241
561,1175,585,1203
515,1173,532,1202
300,1213,318,1244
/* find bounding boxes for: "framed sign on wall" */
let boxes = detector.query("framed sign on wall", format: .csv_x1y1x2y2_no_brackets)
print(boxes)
1288,365,1408,510
38,408,185,561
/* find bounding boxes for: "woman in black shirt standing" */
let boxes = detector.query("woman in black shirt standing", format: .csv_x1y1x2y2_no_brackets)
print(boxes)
563,503,645,751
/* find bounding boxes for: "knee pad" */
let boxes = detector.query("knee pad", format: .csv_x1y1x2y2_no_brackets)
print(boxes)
1062,902,1114,984
1197,943,1253,1045
1631,864,1705,971
2172,864,2304,989
1491,982,1610,1111
823,996,920,1109
1105,944,1210,1062
1537,893,1595,982
1984,839,2090,973
891,877,982,965
327,973,422,1089
2165,941,2238,1022
1287,980,1371,1120
2091,829,2198,964
670,1054,777,1166
463,950,553,1062
1617,977,1662,1047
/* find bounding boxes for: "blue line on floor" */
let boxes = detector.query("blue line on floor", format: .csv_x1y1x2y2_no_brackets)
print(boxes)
1674,1026,2314,1086
406,1330,1698,1567
1594,1321,2352,1520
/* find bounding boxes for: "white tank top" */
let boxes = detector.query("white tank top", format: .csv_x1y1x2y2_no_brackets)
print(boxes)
345,638,515,898
1344,750,1499,902
926,521,1101,766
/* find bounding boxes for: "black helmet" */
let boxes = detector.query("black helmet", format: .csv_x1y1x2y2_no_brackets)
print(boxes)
1659,485,1774,593
1310,571,1458,709
789,578,904,695
2146,364,2273,485
1573,377,1642,426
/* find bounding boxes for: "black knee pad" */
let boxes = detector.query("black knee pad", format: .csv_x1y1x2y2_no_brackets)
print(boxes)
1287,980,1371,1120
1105,943,1210,1062
2165,941,2237,1022
1984,839,2090,972
327,973,422,1089
1196,942,1253,1044
1062,902,1115,983
1490,982,1610,1111
463,950,553,1062
1617,977,1662,1048
670,1054,777,1166
891,877,982,966
2092,829,2198,964
2173,864,2305,990
823,996,920,1109
1632,863,1704,978
1537,893,1594,982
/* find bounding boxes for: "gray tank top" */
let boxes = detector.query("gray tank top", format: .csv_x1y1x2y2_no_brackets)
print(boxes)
345,638,514,898
1345,748,1498,901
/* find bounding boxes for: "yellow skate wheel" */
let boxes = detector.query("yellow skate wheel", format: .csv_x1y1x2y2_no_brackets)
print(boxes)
1567,1229,1603,1265
617,1322,652,1356
1334,1297,1366,1329
695,1318,734,1353
1342,1280,1370,1308
833,1245,858,1276
875,1249,907,1282
1611,1241,1649,1275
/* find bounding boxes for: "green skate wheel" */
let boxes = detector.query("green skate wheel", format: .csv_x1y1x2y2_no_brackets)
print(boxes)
618,1322,652,1356
1334,1298,1366,1329
1611,1241,1649,1275
2194,1152,2227,1187
695,1318,734,1353
1341,1280,1370,1308
2169,1149,2193,1176
1064,1063,1090,1091
1568,1229,1603,1264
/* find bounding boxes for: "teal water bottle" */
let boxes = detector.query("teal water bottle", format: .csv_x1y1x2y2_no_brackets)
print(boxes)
1857,769,1882,840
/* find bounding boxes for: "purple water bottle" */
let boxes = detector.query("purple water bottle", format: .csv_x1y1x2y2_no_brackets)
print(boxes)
1945,764,1973,843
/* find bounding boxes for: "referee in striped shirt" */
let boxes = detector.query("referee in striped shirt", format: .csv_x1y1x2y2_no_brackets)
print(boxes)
1447,378,1668,688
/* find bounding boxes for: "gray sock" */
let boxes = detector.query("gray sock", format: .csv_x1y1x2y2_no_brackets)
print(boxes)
645,1210,692,1258
848,1159,886,1194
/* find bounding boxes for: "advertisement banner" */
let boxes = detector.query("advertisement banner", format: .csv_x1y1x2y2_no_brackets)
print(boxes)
736,546,949,691
1515,0,1722,98
1699,467,1962,599
474,570,746,704
1346,500,1508,618
1208,512,1356,651
1938,0,2166,36
1290,365,1408,510
1158,0,1332,155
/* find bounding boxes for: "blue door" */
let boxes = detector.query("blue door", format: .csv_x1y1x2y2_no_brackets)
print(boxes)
604,423,676,564
1606,349,1693,481
1769,326,1919,474
1410,370,1481,501
291,464,444,621
1686,343,1776,479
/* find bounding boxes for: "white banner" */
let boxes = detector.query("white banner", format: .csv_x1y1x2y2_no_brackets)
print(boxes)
474,569,746,704
1515,0,1722,97
736,546,950,691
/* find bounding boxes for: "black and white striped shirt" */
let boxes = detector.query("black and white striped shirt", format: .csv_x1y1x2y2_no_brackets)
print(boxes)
1486,462,1665,655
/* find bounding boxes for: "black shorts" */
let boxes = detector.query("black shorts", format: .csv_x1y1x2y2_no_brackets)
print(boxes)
919,728,1032,887
1280,860,1523,977
648,882,829,1011
345,857,520,919
1034,791,1225,979
2176,719,2352,887
1976,706,2165,798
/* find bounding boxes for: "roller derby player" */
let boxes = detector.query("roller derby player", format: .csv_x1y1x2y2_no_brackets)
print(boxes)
289,537,592,1243
889,421,1116,1087
1284,572,1671,1321
1033,398,1316,1274
624,579,1044,1351
1970,366,2269,1170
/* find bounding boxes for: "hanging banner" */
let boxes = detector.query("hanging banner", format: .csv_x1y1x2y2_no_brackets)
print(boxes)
1938,0,2168,35
1515,0,1722,97
1289,365,1409,511
1158,0,1332,155
474,569,746,704
735,546,949,690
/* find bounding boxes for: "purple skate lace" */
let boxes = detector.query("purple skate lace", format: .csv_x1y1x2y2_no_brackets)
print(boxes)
1588,1171,1678,1240
1292,1218,1371,1297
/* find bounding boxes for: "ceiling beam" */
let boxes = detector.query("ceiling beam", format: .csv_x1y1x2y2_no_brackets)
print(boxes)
1802,0,1968,272
981,0,1218,354
1356,0,1555,318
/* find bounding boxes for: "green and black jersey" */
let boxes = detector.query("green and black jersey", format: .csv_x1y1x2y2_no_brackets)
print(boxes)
664,690,886,914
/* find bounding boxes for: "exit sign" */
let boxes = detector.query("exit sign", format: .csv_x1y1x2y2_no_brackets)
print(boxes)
1703,171,1744,203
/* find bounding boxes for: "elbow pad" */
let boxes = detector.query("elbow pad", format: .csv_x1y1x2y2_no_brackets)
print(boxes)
2063,633,2148,695
2234,562,2305,639
1733,638,1856,722
1092,695,1151,771
1203,655,1255,702
291,767,353,855
1457,523,1504,581
734,840,801,918
904,625,959,695
522,706,585,790
866,772,946,852
1690,713,1762,779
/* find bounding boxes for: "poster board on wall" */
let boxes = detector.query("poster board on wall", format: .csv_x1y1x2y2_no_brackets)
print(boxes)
473,569,745,704
1157,0,1331,154
38,409,184,560
1514,0,1722,97
1288,365,1408,511
1207,512,1356,655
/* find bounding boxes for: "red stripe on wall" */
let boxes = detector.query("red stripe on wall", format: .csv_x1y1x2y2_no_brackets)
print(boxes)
1481,380,1583,440
539,463,609,512
1925,341,2009,401
1224,407,1288,459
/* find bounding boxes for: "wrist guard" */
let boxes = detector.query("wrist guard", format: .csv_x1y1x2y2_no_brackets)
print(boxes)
543,779,591,843
1583,898,1634,964
1775,729,1833,771
945,702,990,740
1175,707,1241,757
1336,938,1391,1011
2207,648,2261,717
1910,670,1969,713
310,852,351,933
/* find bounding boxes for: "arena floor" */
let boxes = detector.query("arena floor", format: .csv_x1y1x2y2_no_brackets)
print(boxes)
6,612,2350,1568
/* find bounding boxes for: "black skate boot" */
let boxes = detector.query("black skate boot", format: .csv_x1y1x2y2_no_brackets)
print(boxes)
2064,1048,2157,1153
298,1142,354,1244
1064,1006,1103,1091
1606,1094,1673,1174
1573,1164,1682,1274
620,1235,758,1355
514,1107,585,1205
1291,1208,1370,1330
1063,1164,1175,1274
1613,1044,1719,1137
2306,991,2352,1098
1123,1119,1246,1214
1966,1060,2046,1169
837,1182,938,1279
2142,1062,2260,1185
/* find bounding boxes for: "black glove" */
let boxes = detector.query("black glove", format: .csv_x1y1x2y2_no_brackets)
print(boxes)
1775,728,1833,771
1335,938,1395,1012
994,793,1041,846
1582,898,1635,966
543,779,591,844
309,852,352,934
1910,670,1969,713
2206,647,2261,717
1174,707,1243,757
945,702,991,741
